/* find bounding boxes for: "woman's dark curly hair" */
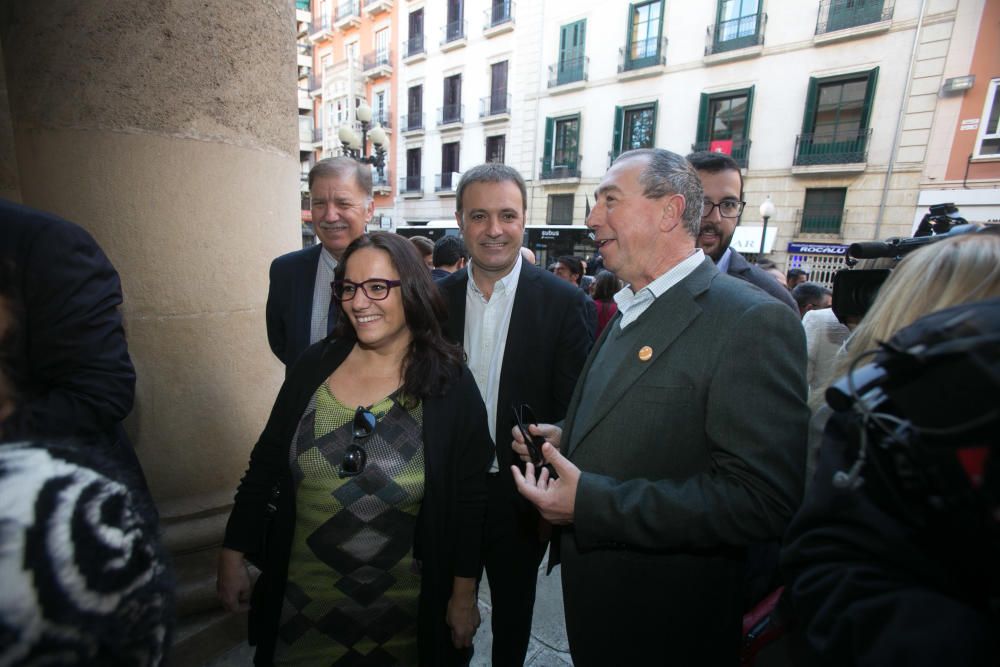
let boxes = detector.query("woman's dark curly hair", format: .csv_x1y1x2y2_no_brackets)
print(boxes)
332,232,464,402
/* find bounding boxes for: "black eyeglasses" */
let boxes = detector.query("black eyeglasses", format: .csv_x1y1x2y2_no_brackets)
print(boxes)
339,406,376,477
702,199,746,218
333,278,403,302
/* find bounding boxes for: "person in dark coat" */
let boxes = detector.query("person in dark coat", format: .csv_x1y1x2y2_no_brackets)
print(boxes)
0,198,141,476
218,232,492,666
686,151,798,312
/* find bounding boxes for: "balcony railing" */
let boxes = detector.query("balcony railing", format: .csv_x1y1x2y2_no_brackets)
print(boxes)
308,73,322,93
691,138,752,169
619,36,667,73
484,1,513,29
363,0,393,15
705,14,764,55
335,0,361,25
548,55,588,88
816,0,893,35
362,49,392,71
373,168,391,191
441,20,467,45
539,157,582,180
372,113,391,130
435,172,461,192
793,128,872,166
312,127,324,143
437,104,463,126
309,16,332,36
797,207,847,235
400,175,422,194
403,35,425,58
401,113,424,132
479,94,511,118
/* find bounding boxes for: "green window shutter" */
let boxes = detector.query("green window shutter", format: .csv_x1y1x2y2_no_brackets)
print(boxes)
801,76,819,135
650,99,659,146
612,106,624,159
696,93,710,143
543,117,554,165
625,4,635,61
656,0,665,59
860,66,879,129
569,114,581,170
744,85,755,134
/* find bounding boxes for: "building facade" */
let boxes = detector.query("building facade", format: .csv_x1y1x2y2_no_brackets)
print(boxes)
308,0,398,230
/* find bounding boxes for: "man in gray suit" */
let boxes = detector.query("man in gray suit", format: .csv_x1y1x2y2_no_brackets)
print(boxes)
512,149,808,665
687,150,798,312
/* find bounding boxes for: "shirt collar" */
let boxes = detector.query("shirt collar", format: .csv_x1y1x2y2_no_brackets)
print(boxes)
319,246,338,271
716,247,733,274
467,253,523,298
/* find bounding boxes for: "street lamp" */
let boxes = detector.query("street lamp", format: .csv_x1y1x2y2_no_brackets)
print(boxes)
758,196,775,264
338,101,387,180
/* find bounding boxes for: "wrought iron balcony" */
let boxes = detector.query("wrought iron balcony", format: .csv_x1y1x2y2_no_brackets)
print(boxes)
362,49,392,74
705,14,764,55
403,35,425,59
816,0,893,35
548,56,588,88
309,16,333,39
796,207,847,235
335,0,361,29
479,94,511,119
619,36,667,73
372,113,391,130
400,175,422,194
373,167,392,193
484,1,513,30
435,172,461,193
437,104,463,126
690,138,752,169
308,73,322,93
401,113,424,132
363,0,393,15
441,20,467,46
793,128,872,166
539,157,582,181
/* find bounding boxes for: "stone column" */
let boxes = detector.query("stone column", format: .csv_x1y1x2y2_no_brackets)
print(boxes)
2,2,300,661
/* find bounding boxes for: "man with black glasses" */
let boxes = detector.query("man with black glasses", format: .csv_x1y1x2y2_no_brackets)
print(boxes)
687,151,797,312
511,149,807,665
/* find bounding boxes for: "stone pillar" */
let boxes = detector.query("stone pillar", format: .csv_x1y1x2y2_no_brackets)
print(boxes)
1,2,300,661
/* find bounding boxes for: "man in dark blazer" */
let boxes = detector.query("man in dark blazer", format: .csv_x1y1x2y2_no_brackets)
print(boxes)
436,163,593,666
687,150,798,312
0,198,143,477
512,149,808,665
266,157,373,367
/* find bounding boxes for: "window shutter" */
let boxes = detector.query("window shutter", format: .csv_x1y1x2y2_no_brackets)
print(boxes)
543,117,555,166
612,106,624,158
696,93,710,143
801,77,819,135
650,100,659,146
744,85,755,137
625,4,635,60
860,66,879,129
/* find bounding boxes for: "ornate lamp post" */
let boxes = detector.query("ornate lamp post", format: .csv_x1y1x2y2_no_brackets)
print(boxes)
758,196,775,264
338,101,387,180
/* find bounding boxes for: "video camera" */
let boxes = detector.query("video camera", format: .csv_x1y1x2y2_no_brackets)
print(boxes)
831,203,983,325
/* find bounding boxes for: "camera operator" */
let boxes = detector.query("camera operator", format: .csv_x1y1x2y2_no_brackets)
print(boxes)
781,232,1000,666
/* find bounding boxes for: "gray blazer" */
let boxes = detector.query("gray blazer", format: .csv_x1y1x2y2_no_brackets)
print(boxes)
557,258,808,665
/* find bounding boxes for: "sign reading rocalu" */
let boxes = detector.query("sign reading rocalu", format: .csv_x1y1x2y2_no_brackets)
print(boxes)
787,243,848,255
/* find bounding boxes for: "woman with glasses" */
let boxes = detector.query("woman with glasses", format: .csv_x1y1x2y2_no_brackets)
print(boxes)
217,232,492,666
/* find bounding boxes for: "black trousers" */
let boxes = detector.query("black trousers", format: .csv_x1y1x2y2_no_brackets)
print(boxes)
481,471,548,666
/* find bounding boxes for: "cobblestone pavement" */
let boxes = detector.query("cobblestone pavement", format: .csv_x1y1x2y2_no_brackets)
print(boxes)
204,551,572,666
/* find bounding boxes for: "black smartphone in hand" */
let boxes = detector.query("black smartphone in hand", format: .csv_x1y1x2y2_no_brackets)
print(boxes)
512,403,545,466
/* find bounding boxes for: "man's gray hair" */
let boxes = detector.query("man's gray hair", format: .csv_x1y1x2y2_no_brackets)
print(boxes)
308,156,373,197
455,163,527,214
614,148,704,238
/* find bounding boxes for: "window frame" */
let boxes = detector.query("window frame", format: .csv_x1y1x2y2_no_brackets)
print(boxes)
547,194,576,225
796,68,878,165
974,78,1000,159
695,86,754,167
612,101,658,160
557,19,587,85
486,134,506,164
713,0,761,52
542,114,582,178
801,187,847,234
624,0,665,71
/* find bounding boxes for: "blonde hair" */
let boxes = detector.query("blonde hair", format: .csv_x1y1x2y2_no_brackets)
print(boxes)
839,232,1000,375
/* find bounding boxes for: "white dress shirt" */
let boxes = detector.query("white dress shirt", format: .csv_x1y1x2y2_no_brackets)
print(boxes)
464,254,523,470
613,249,705,329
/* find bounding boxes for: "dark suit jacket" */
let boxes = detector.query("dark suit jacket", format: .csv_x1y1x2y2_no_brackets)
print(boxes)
436,262,593,483
559,258,808,665
726,248,798,312
265,244,322,367
224,337,493,666
0,199,136,451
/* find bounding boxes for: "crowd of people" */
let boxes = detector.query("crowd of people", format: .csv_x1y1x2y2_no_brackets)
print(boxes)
0,147,997,666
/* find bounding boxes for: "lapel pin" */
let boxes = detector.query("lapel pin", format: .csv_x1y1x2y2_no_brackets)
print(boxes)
638,345,653,362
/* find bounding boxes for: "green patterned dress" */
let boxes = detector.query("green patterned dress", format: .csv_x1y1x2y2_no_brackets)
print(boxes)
273,384,425,666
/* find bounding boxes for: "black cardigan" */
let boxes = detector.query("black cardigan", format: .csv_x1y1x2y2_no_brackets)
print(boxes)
223,337,493,665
